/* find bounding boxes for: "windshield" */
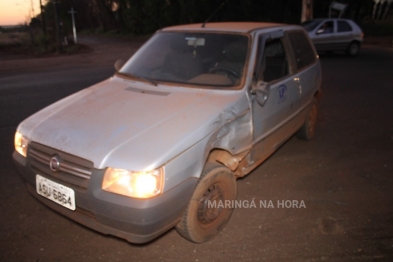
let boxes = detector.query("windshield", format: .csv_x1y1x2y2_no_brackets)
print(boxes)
119,32,249,88
301,20,322,32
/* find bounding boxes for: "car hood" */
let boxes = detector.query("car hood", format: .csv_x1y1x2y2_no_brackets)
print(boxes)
19,77,246,170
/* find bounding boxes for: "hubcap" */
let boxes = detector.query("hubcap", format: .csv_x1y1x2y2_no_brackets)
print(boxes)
197,183,224,225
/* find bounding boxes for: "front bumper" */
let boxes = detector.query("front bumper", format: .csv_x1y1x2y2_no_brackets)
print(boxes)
13,151,197,244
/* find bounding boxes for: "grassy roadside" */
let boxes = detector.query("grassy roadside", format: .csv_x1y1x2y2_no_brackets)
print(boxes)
0,31,91,58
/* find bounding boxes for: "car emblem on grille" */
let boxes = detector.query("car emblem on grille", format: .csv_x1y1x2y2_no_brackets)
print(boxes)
49,155,61,172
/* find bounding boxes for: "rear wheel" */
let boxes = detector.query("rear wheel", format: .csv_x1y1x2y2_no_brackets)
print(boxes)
176,163,237,243
347,41,360,56
296,97,318,140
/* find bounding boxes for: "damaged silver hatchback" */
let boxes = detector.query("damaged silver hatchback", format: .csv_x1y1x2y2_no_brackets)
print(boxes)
13,22,322,244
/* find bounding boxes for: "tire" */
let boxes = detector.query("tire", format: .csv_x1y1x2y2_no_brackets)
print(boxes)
176,163,237,243
347,41,360,56
296,97,318,140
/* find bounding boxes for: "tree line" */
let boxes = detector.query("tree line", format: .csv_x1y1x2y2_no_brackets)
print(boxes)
36,0,374,37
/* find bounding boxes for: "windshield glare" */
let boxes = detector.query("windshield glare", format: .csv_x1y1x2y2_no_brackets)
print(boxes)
119,32,249,88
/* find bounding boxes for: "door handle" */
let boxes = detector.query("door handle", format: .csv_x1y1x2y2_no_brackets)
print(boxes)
294,77,302,95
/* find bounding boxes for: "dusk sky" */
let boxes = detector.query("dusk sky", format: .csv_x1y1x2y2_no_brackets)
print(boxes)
0,0,41,26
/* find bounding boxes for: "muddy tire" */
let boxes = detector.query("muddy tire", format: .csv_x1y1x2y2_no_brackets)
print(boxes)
296,97,318,140
176,163,237,243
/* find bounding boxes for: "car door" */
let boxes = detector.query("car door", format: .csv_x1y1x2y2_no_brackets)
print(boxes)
250,31,300,162
335,20,354,50
312,20,335,51
286,30,319,113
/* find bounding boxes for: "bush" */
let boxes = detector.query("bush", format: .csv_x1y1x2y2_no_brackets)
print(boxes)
360,20,393,36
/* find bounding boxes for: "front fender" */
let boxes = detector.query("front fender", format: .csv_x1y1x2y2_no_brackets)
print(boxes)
163,93,252,192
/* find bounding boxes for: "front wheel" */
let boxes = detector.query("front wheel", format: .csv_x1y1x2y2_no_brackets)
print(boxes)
176,163,237,243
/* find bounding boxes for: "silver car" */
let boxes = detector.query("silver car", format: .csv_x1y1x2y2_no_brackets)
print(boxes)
302,18,364,56
13,22,322,243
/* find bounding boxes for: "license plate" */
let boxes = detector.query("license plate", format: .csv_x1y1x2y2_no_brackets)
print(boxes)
36,175,76,211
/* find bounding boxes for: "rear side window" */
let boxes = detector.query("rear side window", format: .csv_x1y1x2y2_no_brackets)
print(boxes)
337,21,352,32
287,31,316,71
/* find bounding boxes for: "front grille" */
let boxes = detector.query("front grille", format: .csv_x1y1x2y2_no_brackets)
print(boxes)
28,142,94,189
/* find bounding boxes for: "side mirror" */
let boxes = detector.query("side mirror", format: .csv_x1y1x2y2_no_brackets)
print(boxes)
114,59,125,71
251,81,270,106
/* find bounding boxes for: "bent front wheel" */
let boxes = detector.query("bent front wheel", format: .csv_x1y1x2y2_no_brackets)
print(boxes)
176,163,237,243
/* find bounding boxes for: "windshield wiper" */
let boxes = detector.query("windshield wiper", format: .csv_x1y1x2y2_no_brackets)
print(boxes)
117,72,158,86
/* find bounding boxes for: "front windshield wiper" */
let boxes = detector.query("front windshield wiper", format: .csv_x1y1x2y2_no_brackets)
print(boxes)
116,72,158,86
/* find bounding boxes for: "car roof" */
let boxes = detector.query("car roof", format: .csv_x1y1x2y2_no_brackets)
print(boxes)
161,22,293,33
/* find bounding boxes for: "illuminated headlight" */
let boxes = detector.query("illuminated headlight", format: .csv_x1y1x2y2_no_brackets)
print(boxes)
102,167,164,199
15,131,28,157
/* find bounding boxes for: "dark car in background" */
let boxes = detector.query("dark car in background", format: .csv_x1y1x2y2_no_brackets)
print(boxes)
302,18,364,56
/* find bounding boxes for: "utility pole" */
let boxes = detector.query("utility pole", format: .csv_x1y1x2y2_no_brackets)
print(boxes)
39,0,47,37
301,0,313,23
28,0,36,45
53,0,60,50
30,0,35,20
68,7,77,44
53,0,63,50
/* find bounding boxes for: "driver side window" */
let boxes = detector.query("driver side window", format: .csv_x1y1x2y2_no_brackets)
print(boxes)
260,38,289,83
317,21,334,34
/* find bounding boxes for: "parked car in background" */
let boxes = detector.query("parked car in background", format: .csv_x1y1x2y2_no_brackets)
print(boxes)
13,22,321,244
302,18,364,56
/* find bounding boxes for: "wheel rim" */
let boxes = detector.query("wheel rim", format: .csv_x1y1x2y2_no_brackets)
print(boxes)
308,104,317,136
197,183,224,225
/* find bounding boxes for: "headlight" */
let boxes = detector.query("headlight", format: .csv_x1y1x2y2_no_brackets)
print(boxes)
15,131,28,157
102,167,164,199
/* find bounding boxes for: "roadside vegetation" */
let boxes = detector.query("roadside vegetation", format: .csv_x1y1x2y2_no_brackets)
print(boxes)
42,0,378,35
361,18,393,36
0,26,88,57
1,0,391,56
